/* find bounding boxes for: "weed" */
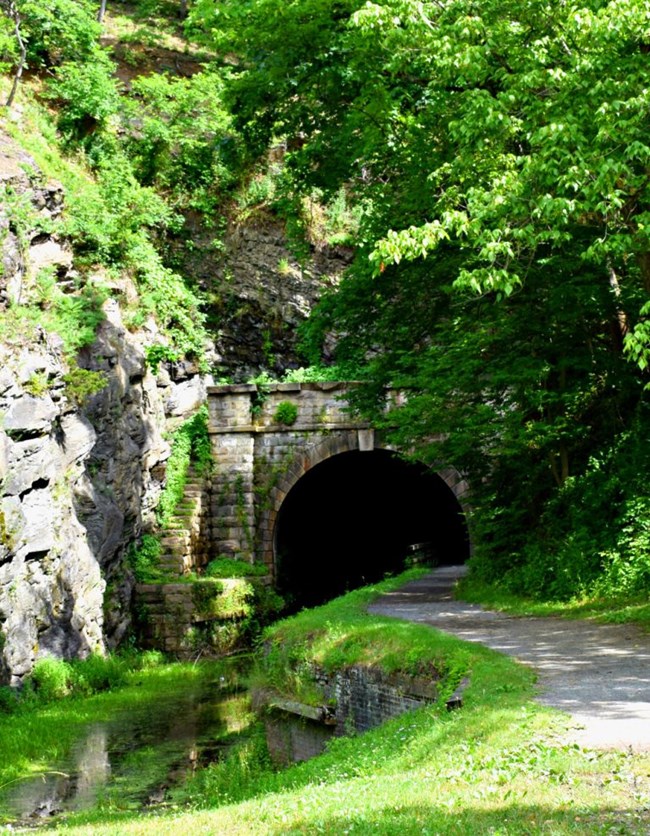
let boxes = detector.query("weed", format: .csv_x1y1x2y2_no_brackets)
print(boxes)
273,400,298,426
128,534,164,583
23,370,50,397
28,657,71,701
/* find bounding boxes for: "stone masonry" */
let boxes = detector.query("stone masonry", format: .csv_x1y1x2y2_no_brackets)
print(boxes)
207,382,470,578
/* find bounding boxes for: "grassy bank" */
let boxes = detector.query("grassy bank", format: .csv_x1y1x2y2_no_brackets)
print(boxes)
48,571,650,835
457,574,650,630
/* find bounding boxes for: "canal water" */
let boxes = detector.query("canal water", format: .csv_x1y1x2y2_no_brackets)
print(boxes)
0,659,253,827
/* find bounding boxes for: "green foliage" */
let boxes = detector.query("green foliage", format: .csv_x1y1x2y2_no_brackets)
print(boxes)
62,366,107,406
282,365,357,383
64,156,175,263
475,405,650,601
22,370,49,397
16,0,101,68
182,724,273,808
0,279,107,359
128,533,164,583
68,654,129,695
144,344,178,374
28,656,71,701
123,70,241,215
192,578,253,620
0,12,18,77
0,183,48,251
272,400,298,426
123,236,207,361
47,53,120,143
0,685,18,715
204,557,269,579
2,84,207,366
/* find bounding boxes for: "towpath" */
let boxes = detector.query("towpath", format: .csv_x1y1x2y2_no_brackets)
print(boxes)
368,566,650,750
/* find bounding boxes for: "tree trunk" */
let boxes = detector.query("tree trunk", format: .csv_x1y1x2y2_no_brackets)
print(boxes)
97,0,107,24
607,263,629,349
5,1,25,109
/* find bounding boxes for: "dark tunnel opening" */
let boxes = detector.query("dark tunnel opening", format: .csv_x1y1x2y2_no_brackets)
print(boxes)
274,449,470,610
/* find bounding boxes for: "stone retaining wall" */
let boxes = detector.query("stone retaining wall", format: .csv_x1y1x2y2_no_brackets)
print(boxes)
135,578,254,656
259,664,439,764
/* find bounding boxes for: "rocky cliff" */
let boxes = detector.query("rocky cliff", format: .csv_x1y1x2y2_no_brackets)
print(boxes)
0,136,210,685
179,213,352,380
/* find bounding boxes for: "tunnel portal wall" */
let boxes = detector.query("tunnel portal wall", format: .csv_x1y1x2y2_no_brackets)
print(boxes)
207,383,470,579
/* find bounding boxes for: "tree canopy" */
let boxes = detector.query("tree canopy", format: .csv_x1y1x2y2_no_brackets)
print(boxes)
189,0,650,598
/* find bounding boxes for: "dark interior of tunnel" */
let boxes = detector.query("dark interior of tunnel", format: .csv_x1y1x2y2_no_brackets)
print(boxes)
274,449,470,610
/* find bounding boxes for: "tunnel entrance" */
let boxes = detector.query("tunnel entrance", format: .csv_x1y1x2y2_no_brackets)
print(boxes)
274,449,469,609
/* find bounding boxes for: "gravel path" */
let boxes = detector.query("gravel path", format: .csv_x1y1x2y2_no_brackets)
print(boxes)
368,566,650,750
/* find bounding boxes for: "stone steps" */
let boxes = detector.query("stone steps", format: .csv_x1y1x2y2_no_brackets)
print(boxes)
157,468,210,577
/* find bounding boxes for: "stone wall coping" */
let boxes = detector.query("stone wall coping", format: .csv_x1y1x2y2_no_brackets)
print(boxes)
207,381,365,395
209,422,371,435
208,384,258,394
135,583,192,594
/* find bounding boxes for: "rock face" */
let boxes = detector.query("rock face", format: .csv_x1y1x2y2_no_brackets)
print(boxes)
179,214,352,379
0,307,182,684
0,137,207,685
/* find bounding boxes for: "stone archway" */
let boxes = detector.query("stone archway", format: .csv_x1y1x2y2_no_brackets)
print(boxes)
269,447,470,606
207,383,470,586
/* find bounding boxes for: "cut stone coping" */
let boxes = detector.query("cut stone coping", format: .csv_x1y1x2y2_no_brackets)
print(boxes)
207,381,359,395
368,565,650,751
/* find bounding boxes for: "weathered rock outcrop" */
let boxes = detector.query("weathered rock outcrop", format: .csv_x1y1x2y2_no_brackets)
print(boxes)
179,214,352,379
0,307,174,684
0,137,207,684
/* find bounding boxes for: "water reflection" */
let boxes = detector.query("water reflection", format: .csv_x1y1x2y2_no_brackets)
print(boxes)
0,662,251,825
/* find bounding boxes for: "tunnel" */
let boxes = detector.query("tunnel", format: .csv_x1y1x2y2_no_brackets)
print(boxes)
273,449,470,609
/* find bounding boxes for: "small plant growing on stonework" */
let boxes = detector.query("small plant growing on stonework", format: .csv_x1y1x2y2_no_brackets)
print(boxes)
128,534,165,582
277,257,291,276
24,371,50,397
273,400,298,426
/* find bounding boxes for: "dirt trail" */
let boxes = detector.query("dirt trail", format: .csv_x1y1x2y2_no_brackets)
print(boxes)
368,566,650,750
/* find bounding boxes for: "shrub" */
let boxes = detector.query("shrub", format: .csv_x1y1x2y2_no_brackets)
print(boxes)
129,534,164,583
29,657,71,701
273,401,298,426
63,367,107,406
19,0,101,68
48,54,120,142
0,685,18,715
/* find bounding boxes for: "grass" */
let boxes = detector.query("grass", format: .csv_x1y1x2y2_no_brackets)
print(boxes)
34,571,650,835
457,574,650,630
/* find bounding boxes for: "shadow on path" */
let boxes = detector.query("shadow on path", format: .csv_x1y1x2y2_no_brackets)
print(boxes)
368,566,650,750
